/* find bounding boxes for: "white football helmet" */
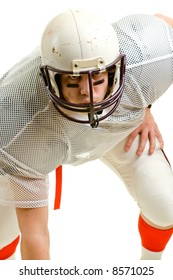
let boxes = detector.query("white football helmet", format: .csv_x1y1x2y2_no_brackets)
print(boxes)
40,9,125,127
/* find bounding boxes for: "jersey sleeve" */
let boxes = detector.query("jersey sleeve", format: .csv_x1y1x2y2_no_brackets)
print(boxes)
112,14,173,108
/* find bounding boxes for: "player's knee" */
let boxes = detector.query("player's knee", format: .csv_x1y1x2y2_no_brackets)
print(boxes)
142,207,173,228
154,214,173,228
20,231,50,259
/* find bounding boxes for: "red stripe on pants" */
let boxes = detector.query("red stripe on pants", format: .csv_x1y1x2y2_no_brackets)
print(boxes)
0,235,20,260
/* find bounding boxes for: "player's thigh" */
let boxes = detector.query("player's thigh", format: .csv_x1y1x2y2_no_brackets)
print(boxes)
0,204,19,247
101,135,173,226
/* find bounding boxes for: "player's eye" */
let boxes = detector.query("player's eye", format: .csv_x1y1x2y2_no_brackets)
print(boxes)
92,71,106,80
93,79,105,86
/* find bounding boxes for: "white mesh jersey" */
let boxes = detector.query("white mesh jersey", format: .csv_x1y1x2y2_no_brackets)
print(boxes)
1,14,173,208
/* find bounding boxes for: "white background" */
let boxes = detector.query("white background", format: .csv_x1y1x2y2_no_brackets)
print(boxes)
1,0,173,272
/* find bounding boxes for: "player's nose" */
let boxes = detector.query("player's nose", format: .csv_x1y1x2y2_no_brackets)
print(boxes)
79,75,90,96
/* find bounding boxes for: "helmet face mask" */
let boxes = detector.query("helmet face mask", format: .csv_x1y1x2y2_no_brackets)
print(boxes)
40,54,125,127
40,9,126,127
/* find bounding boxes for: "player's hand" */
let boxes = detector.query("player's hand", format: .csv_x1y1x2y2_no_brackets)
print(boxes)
124,108,164,156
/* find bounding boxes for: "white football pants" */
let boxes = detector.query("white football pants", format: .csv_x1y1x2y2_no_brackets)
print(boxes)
1,135,173,259
0,205,20,259
101,135,173,227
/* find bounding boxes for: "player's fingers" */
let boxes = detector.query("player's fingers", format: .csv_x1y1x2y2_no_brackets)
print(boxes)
148,129,164,155
124,129,139,152
136,131,148,156
148,126,164,154
148,131,156,155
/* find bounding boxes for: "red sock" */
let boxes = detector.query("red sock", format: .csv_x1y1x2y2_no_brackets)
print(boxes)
138,215,173,252
0,235,20,260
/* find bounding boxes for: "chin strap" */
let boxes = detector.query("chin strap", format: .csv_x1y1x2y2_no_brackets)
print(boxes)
54,165,62,210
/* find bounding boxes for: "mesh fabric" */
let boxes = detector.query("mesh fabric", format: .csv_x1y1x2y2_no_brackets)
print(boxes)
1,14,173,208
